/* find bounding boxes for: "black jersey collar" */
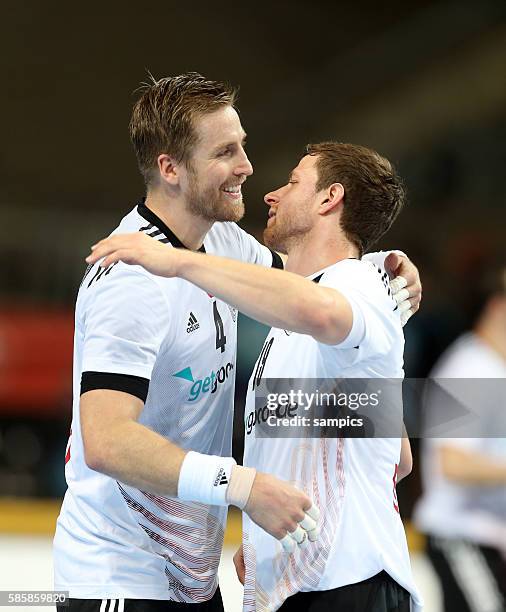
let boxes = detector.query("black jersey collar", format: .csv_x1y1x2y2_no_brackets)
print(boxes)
137,198,206,253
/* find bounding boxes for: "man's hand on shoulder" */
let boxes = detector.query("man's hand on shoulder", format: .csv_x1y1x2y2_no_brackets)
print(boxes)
86,233,185,278
384,252,422,326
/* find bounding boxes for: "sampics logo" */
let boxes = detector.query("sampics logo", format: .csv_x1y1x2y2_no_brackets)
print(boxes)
173,363,234,402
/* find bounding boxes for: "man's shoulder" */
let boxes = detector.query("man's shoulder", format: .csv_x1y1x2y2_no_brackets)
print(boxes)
206,221,265,260
76,263,172,329
206,220,246,245
81,204,181,296
433,333,506,378
321,259,402,352
321,259,389,297
113,204,155,235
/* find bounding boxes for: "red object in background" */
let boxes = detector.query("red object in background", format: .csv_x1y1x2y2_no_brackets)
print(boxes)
0,308,74,415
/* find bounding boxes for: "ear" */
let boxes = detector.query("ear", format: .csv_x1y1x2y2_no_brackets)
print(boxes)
318,183,344,215
157,154,181,186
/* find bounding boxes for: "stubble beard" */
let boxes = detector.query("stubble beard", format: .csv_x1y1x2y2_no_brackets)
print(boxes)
263,216,306,255
264,190,318,253
186,168,245,223
263,223,287,253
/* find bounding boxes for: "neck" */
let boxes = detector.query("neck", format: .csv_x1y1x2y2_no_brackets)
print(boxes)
285,231,359,276
475,317,506,363
145,189,213,251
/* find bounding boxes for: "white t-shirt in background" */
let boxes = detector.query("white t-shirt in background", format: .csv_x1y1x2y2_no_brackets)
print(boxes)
414,332,506,550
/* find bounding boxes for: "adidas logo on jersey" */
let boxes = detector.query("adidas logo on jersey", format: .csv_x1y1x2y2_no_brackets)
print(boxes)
186,312,200,333
214,467,229,487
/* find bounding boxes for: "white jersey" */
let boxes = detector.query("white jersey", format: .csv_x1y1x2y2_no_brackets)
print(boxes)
414,333,506,549
242,259,422,612
54,201,278,601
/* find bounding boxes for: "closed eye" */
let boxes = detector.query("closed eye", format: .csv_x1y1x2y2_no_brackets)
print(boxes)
215,141,247,158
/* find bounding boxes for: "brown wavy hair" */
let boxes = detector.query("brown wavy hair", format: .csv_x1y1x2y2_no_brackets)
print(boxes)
305,142,406,256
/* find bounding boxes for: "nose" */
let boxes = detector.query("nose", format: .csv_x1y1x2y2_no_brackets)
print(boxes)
264,190,279,206
235,148,253,177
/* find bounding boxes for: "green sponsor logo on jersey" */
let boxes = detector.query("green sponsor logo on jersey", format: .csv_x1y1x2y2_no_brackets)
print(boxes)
173,363,234,401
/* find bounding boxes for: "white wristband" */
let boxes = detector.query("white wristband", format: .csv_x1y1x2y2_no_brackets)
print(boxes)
177,451,236,506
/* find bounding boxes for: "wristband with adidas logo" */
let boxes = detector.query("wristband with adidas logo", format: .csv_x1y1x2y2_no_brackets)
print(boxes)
177,451,237,506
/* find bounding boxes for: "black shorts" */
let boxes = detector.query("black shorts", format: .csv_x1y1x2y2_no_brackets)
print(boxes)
427,535,506,612
277,571,411,612
57,587,224,612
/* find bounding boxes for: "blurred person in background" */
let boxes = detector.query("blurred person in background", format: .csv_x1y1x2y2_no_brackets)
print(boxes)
56,71,421,611
414,267,506,612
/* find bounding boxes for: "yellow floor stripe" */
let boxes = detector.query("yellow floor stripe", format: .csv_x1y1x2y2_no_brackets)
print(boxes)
0,499,243,541
0,499,61,535
224,507,242,546
405,520,426,554
0,499,425,553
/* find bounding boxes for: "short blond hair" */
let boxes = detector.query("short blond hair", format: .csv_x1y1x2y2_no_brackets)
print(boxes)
129,72,238,186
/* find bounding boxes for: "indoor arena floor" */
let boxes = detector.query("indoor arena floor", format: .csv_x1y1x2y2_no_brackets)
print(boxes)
0,535,441,612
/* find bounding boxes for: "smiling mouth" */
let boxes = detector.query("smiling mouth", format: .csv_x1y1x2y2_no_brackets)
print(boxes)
221,183,242,200
222,184,243,199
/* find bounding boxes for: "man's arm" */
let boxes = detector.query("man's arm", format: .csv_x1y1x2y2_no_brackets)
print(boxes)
81,389,185,493
439,445,506,485
88,234,422,334
397,434,413,482
80,389,319,542
87,234,354,345
177,252,353,344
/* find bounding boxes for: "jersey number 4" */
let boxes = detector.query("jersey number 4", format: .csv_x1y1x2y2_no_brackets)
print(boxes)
213,301,227,353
